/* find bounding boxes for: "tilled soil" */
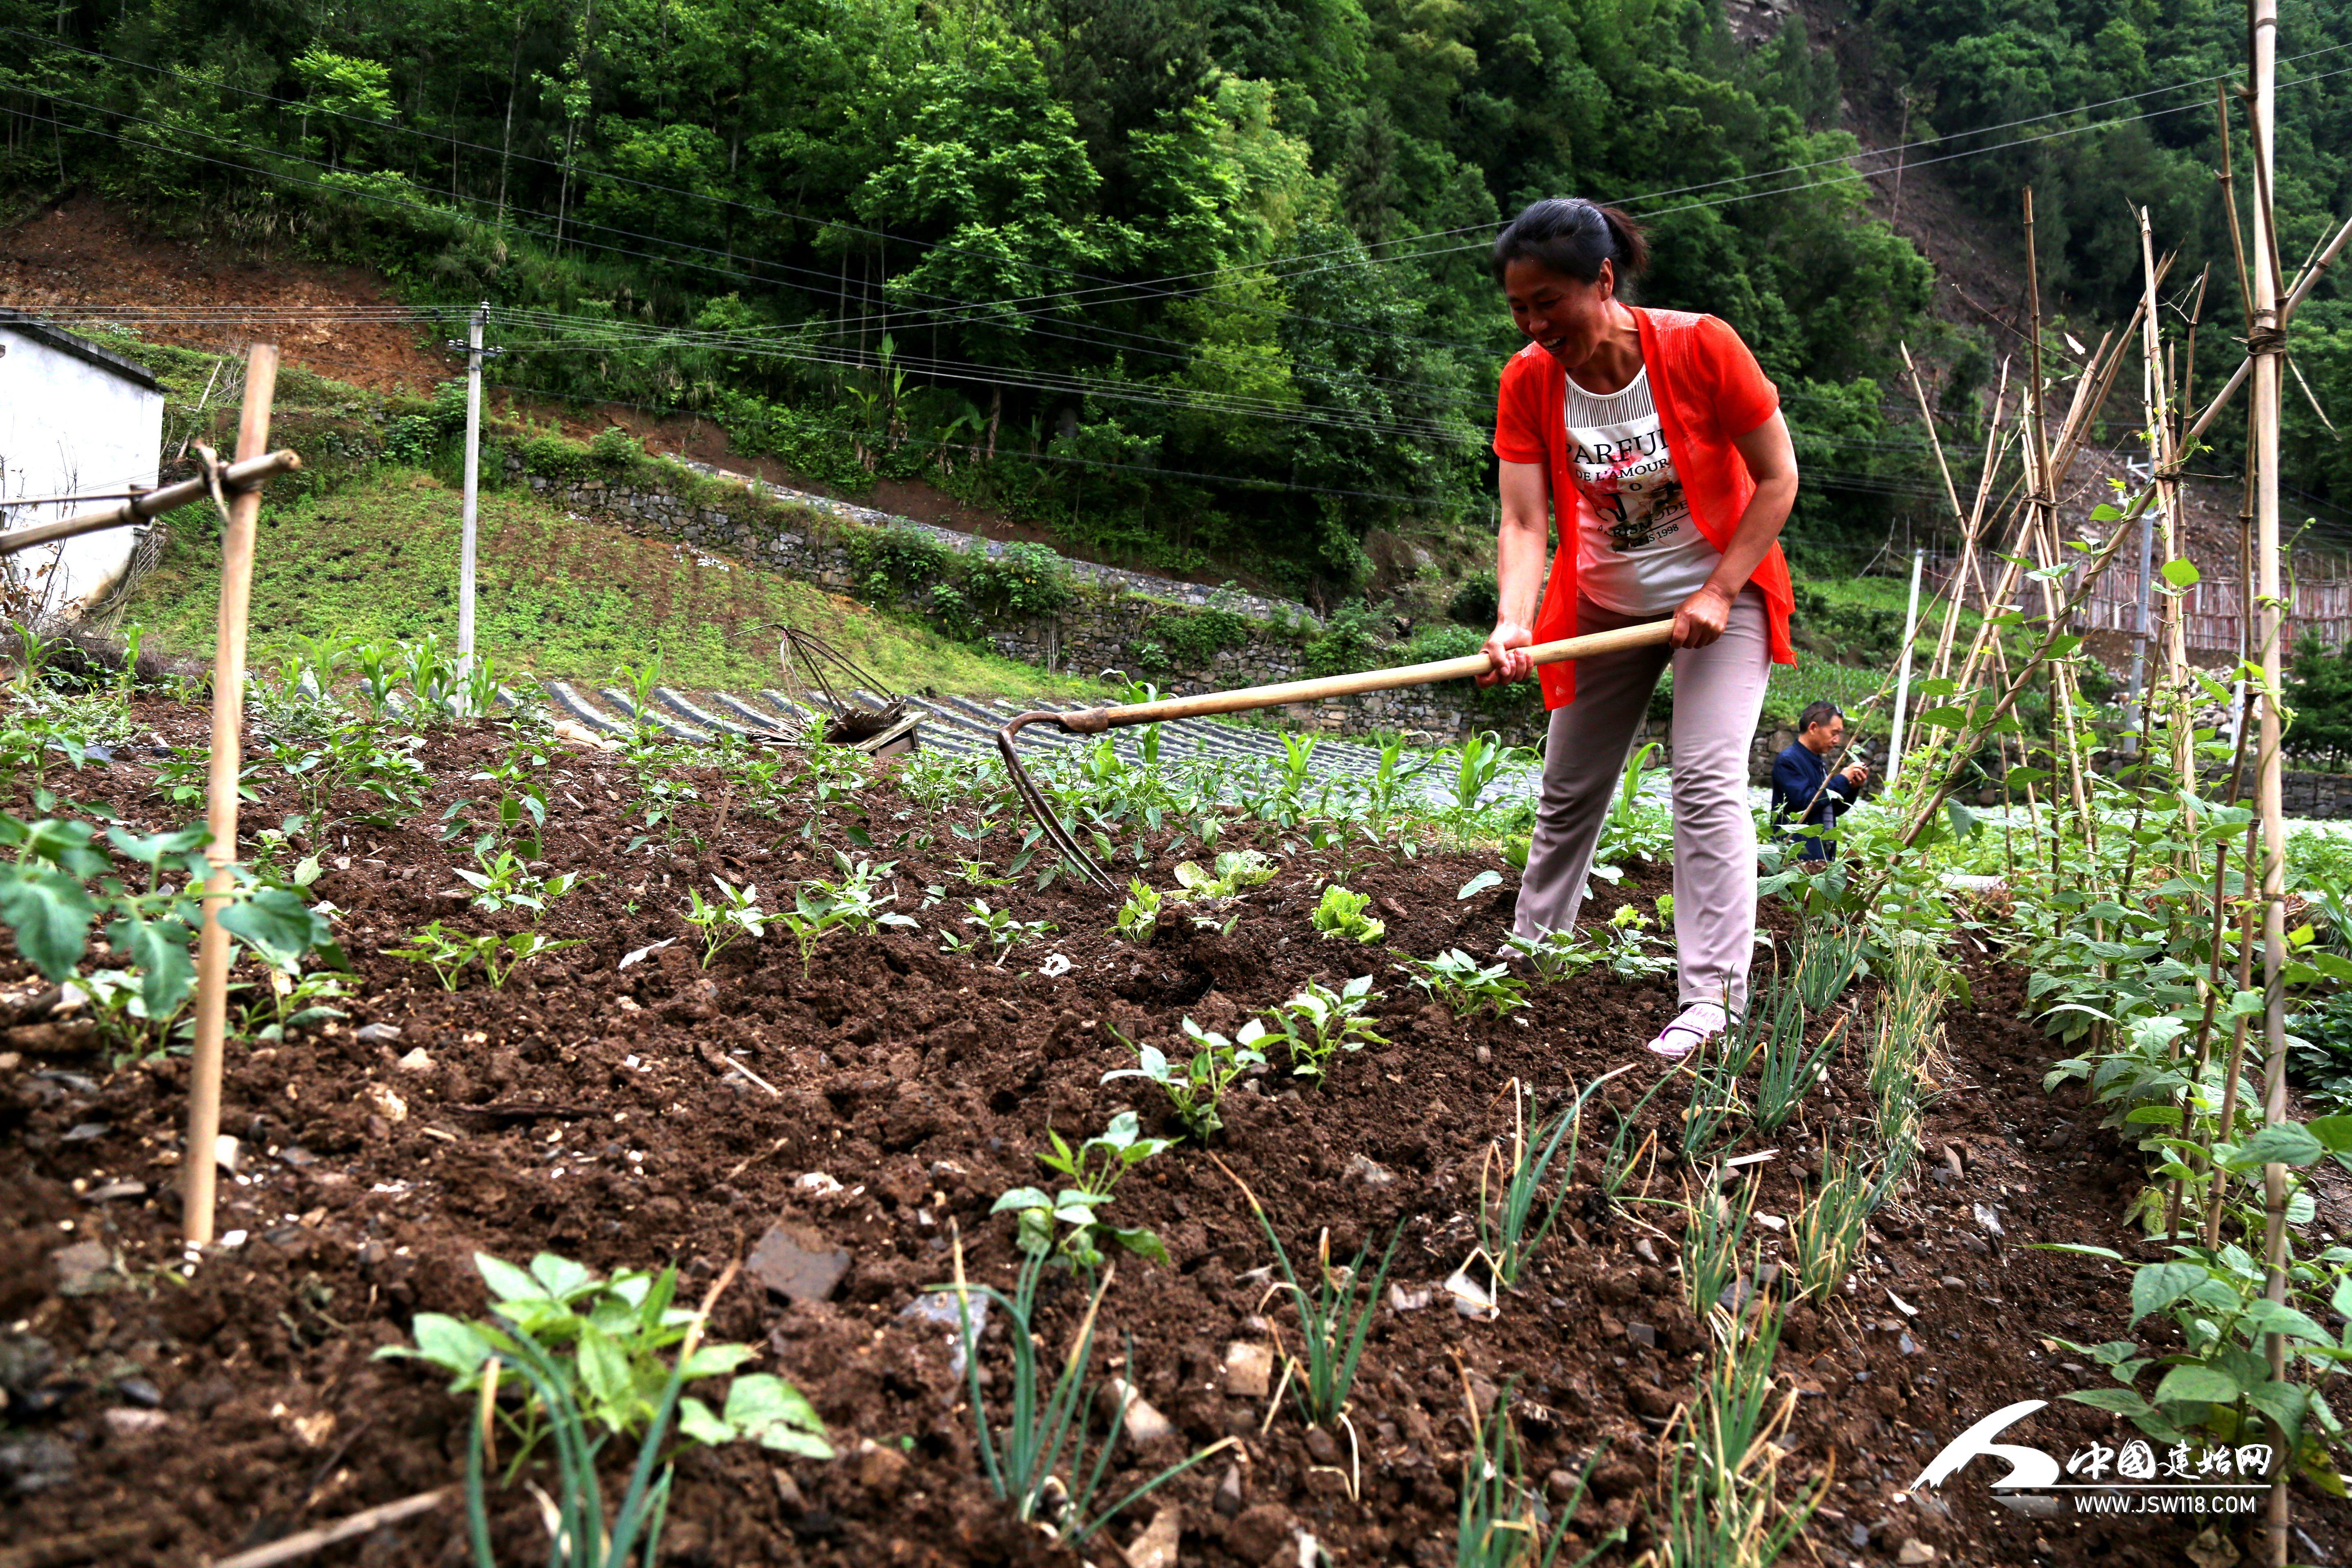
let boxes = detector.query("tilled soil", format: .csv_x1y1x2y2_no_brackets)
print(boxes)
2,708,2346,1568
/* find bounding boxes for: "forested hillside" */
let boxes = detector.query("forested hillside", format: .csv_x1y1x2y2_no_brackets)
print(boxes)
2,0,2347,599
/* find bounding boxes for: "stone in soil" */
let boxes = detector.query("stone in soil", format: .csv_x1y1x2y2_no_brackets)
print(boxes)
0,1433,76,1494
1223,1341,1272,1399
1227,1503,1293,1564
1101,1379,1175,1446
748,1221,851,1303
1213,1462,1244,1518
50,1240,113,1295
1126,1504,1183,1568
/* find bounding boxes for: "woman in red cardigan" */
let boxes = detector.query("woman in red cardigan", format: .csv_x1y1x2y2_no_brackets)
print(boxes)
1477,198,1801,1058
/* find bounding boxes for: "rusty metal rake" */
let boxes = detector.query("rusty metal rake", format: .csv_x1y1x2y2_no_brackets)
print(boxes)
996,619,1674,893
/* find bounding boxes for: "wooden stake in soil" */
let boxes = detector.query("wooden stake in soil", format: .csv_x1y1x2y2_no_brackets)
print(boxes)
2240,2,2292,1559
181,342,279,1248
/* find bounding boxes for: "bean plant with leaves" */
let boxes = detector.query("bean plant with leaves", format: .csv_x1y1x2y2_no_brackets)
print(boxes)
773,855,918,976
1401,949,1528,1018
1103,1019,1267,1140
0,812,336,1055
376,1251,831,1469
991,1111,1175,1272
1256,976,1388,1080
385,922,579,989
681,878,771,967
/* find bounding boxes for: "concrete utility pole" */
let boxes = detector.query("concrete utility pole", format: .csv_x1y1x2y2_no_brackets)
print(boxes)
1888,547,1924,782
459,301,486,687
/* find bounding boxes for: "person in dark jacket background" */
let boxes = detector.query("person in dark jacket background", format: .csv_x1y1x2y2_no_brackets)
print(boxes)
1771,701,1869,860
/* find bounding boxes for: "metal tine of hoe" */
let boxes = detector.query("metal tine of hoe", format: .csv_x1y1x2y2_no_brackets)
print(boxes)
996,710,1118,893
995,619,1677,903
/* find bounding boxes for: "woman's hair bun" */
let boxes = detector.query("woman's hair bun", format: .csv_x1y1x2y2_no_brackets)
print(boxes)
1490,198,1650,290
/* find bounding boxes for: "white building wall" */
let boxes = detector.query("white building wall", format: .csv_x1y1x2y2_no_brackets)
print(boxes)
0,324,166,623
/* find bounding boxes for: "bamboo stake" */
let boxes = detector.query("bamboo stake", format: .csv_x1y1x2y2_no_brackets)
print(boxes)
205,1490,449,1568
2245,4,2290,1557
2183,211,2349,444
1898,314,2156,846
2138,214,2197,830
1929,367,2011,685
2169,275,2209,814
0,450,300,557
180,343,278,1248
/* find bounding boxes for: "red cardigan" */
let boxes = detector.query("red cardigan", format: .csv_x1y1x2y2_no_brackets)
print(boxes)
1492,306,1798,709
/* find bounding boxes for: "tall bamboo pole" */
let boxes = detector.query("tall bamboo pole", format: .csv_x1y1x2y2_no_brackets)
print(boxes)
458,302,484,685
2245,0,2289,1558
180,343,278,1247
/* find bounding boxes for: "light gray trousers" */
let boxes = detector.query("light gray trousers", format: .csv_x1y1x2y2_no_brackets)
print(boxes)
1512,589,1771,1012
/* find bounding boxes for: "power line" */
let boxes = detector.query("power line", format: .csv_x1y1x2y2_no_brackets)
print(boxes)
23,29,2349,370
1083,58,2352,311
31,25,2341,318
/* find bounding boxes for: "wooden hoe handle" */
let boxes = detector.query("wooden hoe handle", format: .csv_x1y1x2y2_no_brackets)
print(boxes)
1053,619,1676,732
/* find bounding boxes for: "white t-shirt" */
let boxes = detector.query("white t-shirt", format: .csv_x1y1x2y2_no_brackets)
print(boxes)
1565,366,1722,616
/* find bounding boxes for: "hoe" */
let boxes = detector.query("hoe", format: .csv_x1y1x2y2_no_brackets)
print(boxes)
998,619,1673,893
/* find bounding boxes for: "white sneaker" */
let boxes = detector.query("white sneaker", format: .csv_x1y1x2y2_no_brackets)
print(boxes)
1647,1002,1728,1060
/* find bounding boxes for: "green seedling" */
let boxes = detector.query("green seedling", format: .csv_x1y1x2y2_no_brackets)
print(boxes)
460,1316,681,1568
1401,949,1528,1018
238,967,349,1044
1789,1143,1875,1301
457,846,584,915
1310,884,1386,944
938,1240,1231,1545
773,854,919,976
1102,1018,1267,1140
1680,1039,1746,1163
1790,924,1867,1010
380,1250,829,1538
1478,1069,1631,1288
1114,878,1162,946
1743,988,1840,1135
953,856,1016,887
1221,1159,1398,1432
1502,927,1598,982
991,1111,1175,1272
1257,976,1388,1080
1175,848,1276,894
1649,1309,1823,1568
66,967,193,1060
385,923,580,989
1457,1393,1619,1568
1597,902,1674,980
952,898,1056,967
682,877,772,968
1681,1176,1760,1321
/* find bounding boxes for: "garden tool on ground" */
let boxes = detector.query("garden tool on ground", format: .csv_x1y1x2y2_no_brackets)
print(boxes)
997,619,1675,893
776,626,922,754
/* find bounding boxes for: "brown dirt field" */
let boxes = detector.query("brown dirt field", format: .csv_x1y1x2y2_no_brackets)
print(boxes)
1,702,2346,1568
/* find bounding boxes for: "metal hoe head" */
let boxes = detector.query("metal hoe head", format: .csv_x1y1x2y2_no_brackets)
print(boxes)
996,708,1119,895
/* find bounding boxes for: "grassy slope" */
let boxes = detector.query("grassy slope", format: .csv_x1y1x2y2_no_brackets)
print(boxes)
123,466,1101,699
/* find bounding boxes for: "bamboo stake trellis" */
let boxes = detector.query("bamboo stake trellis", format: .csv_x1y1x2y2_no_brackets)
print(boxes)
180,342,281,1247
